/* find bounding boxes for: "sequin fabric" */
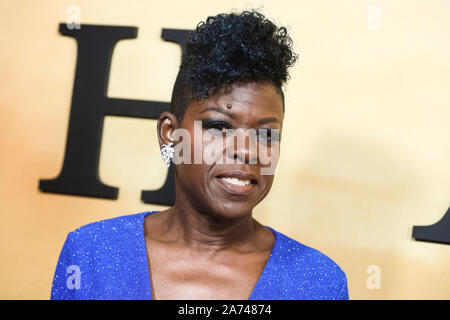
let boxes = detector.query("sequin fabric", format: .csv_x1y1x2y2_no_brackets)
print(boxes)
50,211,348,300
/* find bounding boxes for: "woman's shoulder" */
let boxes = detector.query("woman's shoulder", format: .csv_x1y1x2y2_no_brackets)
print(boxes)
270,227,345,271
57,211,153,270
52,211,153,299
265,226,348,299
66,211,151,246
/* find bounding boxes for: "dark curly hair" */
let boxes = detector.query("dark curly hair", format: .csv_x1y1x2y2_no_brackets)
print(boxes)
170,10,298,120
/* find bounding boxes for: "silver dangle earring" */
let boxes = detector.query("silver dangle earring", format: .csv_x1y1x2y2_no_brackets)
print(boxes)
160,142,174,167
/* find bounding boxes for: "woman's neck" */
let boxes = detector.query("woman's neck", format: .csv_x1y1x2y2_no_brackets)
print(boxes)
149,189,259,254
171,203,257,253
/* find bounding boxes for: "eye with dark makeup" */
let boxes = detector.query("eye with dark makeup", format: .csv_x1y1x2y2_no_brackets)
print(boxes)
259,128,282,145
201,119,233,135
201,119,280,144
257,128,272,144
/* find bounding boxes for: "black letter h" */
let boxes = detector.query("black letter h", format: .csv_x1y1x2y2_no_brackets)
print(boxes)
39,24,190,206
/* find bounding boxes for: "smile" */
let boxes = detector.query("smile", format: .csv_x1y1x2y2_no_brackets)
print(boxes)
218,177,251,186
215,171,258,195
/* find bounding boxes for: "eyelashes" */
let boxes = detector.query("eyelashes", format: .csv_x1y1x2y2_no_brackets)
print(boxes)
257,128,274,143
201,119,278,143
201,119,233,134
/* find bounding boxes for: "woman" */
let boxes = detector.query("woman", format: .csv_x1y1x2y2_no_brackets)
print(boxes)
51,10,348,300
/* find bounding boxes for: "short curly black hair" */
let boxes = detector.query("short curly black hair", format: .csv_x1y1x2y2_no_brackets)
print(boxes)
170,10,298,120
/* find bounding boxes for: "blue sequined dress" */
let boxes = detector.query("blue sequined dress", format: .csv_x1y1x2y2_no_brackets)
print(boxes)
51,211,349,300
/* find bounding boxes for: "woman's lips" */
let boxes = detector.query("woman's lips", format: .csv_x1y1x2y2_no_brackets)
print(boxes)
216,176,256,195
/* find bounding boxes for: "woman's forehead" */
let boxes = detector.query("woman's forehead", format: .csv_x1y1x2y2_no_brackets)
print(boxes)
185,82,284,121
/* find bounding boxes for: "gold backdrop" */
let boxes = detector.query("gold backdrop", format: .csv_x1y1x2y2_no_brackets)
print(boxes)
0,0,449,299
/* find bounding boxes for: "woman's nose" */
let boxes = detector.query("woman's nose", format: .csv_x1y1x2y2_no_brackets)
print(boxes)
226,129,258,164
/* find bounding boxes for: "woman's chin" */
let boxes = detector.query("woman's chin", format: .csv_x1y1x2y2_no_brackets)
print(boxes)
206,202,256,221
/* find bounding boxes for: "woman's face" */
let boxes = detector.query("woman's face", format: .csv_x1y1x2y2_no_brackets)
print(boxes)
167,82,284,220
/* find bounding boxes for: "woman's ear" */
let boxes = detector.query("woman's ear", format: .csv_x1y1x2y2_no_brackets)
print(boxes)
157,111,179,148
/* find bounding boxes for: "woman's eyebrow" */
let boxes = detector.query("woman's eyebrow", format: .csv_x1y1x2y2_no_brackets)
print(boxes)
199,106,280,124
199,106,235,119
258,117,280,125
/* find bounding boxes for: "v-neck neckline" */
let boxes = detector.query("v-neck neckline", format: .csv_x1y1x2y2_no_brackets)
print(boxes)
139,211,279,300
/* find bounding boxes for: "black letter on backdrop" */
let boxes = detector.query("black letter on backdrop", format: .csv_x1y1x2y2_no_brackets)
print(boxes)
412,206,450,245
39,24,191,206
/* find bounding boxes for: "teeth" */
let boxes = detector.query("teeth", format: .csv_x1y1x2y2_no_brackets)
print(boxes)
219,177,251,186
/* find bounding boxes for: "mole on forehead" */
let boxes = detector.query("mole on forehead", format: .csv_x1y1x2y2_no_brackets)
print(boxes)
226,103,232,109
